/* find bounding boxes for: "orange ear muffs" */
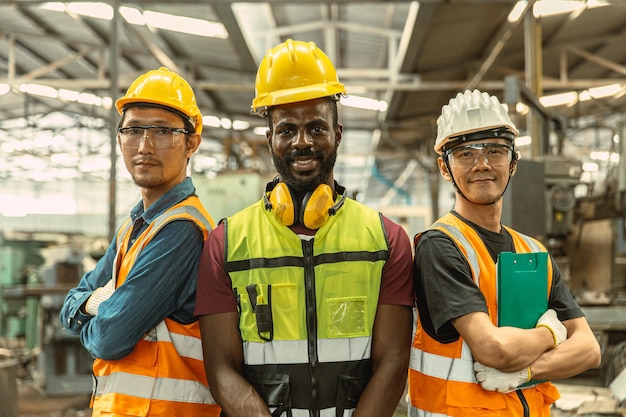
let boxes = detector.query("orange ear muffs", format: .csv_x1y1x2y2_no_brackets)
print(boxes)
265,181,340,229
268,182,296,226
301,184,334,229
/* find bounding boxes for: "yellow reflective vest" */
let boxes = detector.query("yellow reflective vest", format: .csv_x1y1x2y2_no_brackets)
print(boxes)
91,196,221,417
225,197,389,417
409,212,560,417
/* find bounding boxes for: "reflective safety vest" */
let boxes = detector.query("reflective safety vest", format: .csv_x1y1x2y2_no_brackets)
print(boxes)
408,212,560,417
91,196,221,417
225,197,389,417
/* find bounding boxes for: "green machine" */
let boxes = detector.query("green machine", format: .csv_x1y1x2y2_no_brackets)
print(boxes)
1,239,94,395
0,241,43,340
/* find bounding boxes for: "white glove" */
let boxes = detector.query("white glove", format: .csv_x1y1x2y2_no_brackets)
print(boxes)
536,309,567,347
85,279,115,316
474,362,530,393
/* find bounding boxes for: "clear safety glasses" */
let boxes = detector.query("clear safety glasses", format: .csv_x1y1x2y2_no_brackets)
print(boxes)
446,143,513,168
118,125,188,149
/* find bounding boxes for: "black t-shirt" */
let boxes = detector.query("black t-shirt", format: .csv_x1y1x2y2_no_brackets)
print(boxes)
413,211,584,344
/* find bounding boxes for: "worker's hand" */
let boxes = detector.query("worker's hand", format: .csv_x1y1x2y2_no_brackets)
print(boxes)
474,362,530,393
535,309,567,347
85,284,115,316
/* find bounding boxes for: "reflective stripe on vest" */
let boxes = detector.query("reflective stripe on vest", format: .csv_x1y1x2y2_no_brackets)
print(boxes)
113,197,213,287
95,372,214,404
409,213,555,417
244,336,372,365
92,197,219,416
409,339,474,383
152,319,204,362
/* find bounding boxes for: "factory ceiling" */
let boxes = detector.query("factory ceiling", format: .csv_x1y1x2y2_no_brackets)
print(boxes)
1,0,626,210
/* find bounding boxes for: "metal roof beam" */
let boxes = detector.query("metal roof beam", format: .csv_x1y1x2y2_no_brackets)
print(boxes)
567,46,626,77
465,0,537,90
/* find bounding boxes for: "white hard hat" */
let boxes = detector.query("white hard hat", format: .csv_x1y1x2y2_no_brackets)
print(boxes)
434,89,519,154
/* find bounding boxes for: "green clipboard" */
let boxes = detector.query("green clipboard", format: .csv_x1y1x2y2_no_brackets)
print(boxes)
496,251,549,387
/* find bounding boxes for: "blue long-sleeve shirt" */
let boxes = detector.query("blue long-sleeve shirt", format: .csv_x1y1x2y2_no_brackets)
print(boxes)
59,178,206,360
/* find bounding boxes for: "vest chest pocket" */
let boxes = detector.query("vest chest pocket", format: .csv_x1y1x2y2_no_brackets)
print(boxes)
237,283,301,342
326,296,368,338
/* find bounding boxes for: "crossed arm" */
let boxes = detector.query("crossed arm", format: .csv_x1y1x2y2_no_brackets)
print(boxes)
455,311,601,379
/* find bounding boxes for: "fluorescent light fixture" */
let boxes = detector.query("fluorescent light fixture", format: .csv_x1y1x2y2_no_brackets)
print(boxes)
0,83,10,96
590,151,611,161
202,116,248,131
614,86,626,99
590,151,620,164
342,95,388,112
203,115,221,128
534,1,583,17
58,89,80,102
507,2,527,22
20,83,58,98
588,83,623,99
509,0,609,23
536,82,624,108
20,83,111,109
582,162,599,172
144,11,228,39
539,91,578,107
515,102,529,115
67,2,113,19
40,3,66,12
41,3,227,39
515,135,532,147
253,127,267,136
578,91,592,102
119,6,145,25
220,118,232,129
77,92,101,106
232,120,250,131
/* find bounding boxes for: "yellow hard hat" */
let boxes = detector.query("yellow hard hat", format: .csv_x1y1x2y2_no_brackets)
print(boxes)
252,39,347,116
434,89,518,155
115,67,203,134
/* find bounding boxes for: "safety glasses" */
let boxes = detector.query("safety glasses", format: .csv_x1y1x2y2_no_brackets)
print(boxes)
445,143,513,168
118,125,188,149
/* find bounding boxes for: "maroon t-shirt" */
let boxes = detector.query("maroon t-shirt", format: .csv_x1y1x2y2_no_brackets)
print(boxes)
195,215,414,316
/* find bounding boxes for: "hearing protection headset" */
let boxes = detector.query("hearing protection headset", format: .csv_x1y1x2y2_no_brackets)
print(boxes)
263,178,347,229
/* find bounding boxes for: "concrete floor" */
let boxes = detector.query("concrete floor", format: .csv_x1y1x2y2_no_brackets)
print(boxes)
17,383,90,417
13,380,620,417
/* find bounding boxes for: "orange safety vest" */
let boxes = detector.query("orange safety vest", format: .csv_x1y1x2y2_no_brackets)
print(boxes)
408,212,560,417
91,196,221,417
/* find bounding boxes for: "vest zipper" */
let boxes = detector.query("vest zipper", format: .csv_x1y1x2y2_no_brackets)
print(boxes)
516,389,530,417
302,238,320,417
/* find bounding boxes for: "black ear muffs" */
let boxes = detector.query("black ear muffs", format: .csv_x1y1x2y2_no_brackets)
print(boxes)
264,180,346,229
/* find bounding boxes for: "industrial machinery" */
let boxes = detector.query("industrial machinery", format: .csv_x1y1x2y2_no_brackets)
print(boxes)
1,241,94,395
503,77,626,390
